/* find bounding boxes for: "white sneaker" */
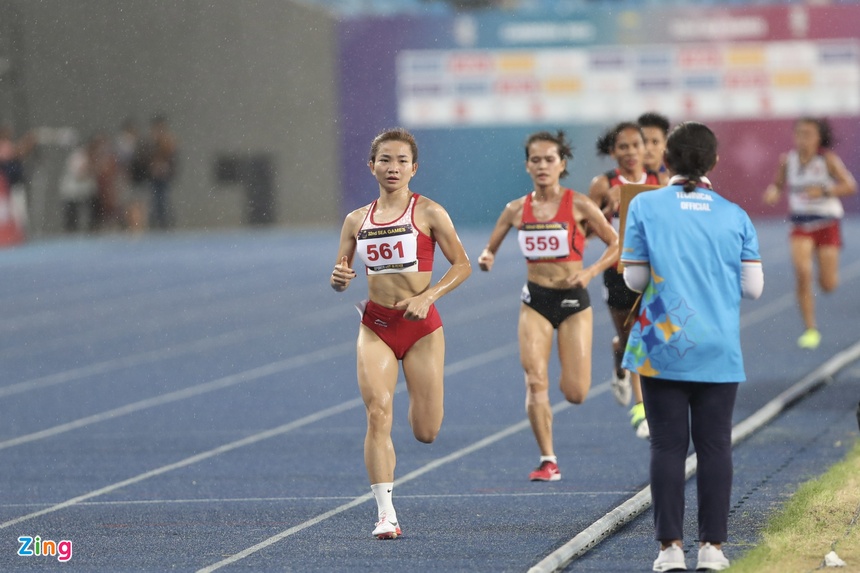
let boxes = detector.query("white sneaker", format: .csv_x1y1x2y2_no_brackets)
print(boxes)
696,543,729,571
636,417,651,440
371,513,402,539
653,542,687,571
611,370,632,406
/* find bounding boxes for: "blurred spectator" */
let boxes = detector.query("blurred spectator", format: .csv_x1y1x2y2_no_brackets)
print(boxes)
114,119,148,233
0,125,35,188
146,114,178,229
91,133,121,231
0,126,37,234
58,137,97,232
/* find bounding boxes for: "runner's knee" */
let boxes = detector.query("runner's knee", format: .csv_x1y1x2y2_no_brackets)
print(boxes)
365,401,393,433
795,272,813,292
408,402,443,444
525,387,550,409
820,274,838,292
794,263,814,283
559,377,588,404
412,424,440,444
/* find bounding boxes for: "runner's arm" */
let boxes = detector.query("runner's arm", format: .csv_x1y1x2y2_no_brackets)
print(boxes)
822,151,857,198
572,192,619,285
393,200,471,319
478,200,520,272
330,209,362,292
587,174,614,224
763,155,788,205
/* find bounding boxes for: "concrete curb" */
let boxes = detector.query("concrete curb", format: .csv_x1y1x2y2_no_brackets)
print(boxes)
529,339,860,573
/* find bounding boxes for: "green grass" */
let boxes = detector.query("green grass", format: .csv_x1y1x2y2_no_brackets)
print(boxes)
727,439,860,572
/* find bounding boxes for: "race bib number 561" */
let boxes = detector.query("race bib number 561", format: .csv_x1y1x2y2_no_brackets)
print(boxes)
357,225,418,273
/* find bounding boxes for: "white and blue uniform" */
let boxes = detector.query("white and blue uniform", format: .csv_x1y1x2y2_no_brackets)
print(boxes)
786,149,843,230
620,177,760,383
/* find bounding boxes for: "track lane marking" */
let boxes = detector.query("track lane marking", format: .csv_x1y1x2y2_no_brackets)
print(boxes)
196,379,610,573
0,491,639,510
0,342,521,531
0,342,354,450
0,287,542,446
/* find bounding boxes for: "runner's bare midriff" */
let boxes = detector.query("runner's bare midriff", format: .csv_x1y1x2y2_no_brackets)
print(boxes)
367,272,433,308
527,260,584,290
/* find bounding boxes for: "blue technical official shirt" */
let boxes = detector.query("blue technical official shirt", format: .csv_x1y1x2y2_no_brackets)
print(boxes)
620,179,761,382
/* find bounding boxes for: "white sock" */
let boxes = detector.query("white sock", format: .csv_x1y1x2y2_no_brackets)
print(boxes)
540,455,558,464
371,482,396,521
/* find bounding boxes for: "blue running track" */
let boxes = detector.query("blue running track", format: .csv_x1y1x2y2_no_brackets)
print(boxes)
0,219,858,572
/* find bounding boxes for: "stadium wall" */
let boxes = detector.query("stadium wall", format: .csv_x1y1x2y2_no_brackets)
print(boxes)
337,4,860,226
5,0,340,232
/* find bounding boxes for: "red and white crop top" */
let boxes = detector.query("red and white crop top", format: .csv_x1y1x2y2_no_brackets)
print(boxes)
356,193,436,275
604,168,661,220
518,188,584,264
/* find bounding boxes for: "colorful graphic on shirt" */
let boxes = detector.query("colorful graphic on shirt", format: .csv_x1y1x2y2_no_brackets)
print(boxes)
625,268,699,377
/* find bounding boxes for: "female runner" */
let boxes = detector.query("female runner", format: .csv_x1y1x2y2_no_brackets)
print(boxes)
637,111,671,185
763,117,856,349
331,128,472,538
478,130,618,481
588,121,661,438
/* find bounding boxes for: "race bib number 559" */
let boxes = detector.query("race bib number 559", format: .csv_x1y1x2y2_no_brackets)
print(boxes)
518,222,570,260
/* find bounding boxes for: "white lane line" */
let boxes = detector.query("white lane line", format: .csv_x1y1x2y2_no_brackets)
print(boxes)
740,292,795,327
0,397,364,531
0,280,320,360
0,328,274,399
0,491,646,509
0,302,354,399
0,270,276,333
0,341,354,451
195,380,611,573
0,252,524,360
0,236,324,314
0,341,523,531
739,257,860,329
0,292,520,455
528,338,860,573
0,284,519,397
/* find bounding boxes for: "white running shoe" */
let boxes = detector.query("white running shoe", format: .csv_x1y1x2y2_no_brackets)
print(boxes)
611,370,633,406
653,542,686,571
630,402,649,440
372,513,402,540
636,418,651,440
696,543,729,571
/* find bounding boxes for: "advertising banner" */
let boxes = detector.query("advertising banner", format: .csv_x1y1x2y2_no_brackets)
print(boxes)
338,5,860,224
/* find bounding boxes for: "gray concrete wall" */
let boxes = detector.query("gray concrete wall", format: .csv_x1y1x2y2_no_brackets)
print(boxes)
4,0,340,233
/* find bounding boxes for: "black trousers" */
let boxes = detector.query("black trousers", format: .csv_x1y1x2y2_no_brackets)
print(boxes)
641,376,739,543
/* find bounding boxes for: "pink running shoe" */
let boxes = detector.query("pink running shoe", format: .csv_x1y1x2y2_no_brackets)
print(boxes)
529,460,561,482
